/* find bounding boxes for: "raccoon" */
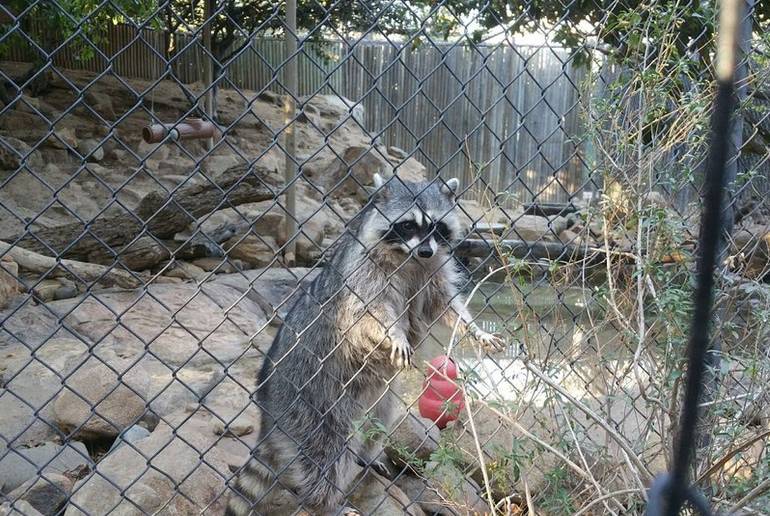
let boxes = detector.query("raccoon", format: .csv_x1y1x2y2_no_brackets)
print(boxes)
226,174,503,516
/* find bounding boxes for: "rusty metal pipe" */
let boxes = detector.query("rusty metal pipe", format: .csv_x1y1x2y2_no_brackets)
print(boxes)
142,119,217,144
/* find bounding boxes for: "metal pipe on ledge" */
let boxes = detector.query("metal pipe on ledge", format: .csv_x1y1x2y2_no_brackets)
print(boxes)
142,118,217,144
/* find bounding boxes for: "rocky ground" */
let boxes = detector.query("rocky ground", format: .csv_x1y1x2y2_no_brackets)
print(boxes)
3,61,768,515
0,63,527,515
0,266,481,515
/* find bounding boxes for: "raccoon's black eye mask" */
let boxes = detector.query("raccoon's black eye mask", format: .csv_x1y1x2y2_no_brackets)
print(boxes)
385,219,452,245
398,220,417,234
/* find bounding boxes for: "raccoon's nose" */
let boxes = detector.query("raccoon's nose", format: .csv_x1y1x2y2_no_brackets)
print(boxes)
417,244,434,258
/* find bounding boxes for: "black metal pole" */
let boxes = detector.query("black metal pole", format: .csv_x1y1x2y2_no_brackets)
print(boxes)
649,0,745,514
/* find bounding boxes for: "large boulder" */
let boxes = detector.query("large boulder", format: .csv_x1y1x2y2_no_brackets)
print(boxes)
300,94,365,128
52,355,150,440
198,190,347,267
0,337,90,448
508,214,570,242
0,136,43,170
347,471,425,516
395,466,488,516
0,442,90,494
52,282,267,368
76,138,104,163
732,223,770,279
45,281,269,421
212,267,319,320
83,90,116,121
309,145,388,201
0,256,20,309
7,472,74,516
0,500,44,516
64,414,231,516
456,199,507,236
225,235,279,268
385,411,440,467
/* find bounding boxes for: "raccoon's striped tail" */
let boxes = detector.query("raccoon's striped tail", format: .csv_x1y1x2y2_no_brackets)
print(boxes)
225,459,277,516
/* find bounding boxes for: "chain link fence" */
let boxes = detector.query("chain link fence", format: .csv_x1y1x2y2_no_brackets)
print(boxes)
1,0,769,514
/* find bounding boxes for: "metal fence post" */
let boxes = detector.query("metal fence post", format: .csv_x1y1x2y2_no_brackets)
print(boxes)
203,0,214,150
283,0,298,260
697,0,754,467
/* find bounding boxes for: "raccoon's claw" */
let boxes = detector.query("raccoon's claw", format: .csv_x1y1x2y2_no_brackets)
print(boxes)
477,331,506,352
390,340,413,368
370,459,392,479
356,457,393,478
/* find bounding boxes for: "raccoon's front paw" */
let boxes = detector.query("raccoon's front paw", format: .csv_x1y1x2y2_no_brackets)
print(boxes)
355,457,392,478
476,331,506,352
389,339,413,368
370,459,392,479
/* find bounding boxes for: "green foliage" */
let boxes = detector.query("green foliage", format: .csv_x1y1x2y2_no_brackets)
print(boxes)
535,466,577,515
487,437,530,490
1,0,157,60
429,436,466,469
469,0,767,67
352,413,388,444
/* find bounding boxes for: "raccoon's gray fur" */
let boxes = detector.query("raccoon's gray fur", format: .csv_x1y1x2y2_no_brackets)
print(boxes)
226,174,502,516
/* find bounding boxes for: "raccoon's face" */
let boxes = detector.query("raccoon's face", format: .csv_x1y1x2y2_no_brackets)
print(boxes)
362,174,462,260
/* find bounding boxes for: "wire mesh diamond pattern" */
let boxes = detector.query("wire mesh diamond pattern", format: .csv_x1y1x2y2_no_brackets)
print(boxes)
1,0,769,515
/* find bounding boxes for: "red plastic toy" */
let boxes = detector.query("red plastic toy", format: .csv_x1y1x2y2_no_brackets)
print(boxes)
418,355,464,429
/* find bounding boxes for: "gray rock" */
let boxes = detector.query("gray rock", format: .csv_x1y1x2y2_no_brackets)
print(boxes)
296,104,320,125
202,372,261,439
31,280,61,302
0,338,91,448
300,94,365,127
224,235,278,268
53,285,78,301
213,267,318,319
316,145,393,201
8,472,73,515
0,395,59,465
347,471,424,516
160,261,207,281
107,424,150,454
15,95,55,119
52,356,150,440
191,258,236,273
64,417,230,516
0,257,20,310
83,90,116,121
387,146,408,159
257,90,283,106
76,139,104,163
50,282,267,368
395,467,488,516
0,442,90,493
0,137,44,171
0,500,44,516
385,411,440,467
509,214,569,242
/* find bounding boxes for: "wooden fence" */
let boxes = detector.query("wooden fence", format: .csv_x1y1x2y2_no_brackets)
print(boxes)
5,25,592,203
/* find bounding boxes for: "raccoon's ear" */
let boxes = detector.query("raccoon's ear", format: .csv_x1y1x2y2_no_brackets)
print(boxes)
373,173,385,189
442,177,460,196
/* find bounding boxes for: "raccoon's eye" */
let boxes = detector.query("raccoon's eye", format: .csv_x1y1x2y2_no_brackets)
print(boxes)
398,221,417,233
435,222,452,242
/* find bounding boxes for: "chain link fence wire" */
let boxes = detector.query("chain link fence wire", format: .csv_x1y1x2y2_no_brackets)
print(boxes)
0,0,769,514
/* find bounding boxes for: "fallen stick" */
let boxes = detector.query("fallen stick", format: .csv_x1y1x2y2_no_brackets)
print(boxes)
0,241,143,289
